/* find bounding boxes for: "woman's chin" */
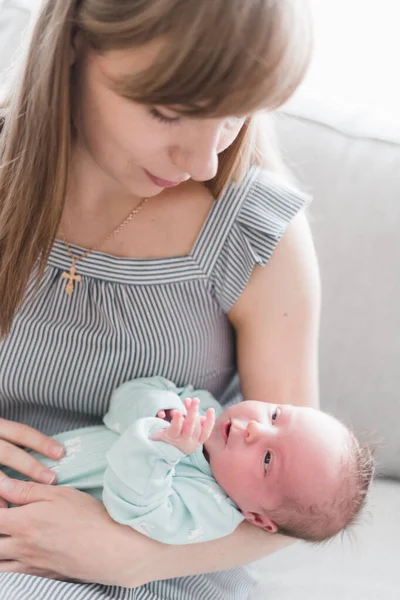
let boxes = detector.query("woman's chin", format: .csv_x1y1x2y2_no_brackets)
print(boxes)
122,177,164,199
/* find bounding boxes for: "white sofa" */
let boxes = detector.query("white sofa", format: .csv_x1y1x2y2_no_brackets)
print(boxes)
251,99,400,599
1,2,399,598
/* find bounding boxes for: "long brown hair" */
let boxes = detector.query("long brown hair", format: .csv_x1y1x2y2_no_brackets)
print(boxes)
0,0,312,337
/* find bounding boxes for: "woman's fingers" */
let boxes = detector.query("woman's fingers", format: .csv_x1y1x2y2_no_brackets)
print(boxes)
0,418,63,485
0,562,22,574
0,440,56,484
0,418,64,460
0,475,51,508
0,471,9,508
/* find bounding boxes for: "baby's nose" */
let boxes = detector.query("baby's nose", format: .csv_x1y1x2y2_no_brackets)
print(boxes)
245,420,263,444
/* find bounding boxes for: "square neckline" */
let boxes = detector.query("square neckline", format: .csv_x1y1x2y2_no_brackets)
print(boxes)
48,168,260,284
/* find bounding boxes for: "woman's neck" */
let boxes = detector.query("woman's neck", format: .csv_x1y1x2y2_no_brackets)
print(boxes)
66,142,142,216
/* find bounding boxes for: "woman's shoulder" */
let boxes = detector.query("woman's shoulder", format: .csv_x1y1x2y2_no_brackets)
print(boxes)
228,164,310,217
198,165,310,256
199,165,311,312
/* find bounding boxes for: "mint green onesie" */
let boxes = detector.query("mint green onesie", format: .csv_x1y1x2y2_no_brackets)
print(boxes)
4,377,244,544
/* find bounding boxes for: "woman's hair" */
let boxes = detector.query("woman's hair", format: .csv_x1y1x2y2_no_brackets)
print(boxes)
0,0,312,337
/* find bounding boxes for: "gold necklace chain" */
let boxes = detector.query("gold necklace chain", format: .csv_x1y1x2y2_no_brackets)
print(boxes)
60,196,149,296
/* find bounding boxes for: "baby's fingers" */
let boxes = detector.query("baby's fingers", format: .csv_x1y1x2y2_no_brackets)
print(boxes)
181,398,200,439
167,410,185,439
149,428,165,441
199,408,215,444
150,411,183,441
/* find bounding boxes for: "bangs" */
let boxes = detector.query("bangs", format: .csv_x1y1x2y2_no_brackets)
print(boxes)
81,0,312,117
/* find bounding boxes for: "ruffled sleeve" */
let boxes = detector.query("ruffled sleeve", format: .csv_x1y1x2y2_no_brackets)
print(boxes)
210,167,311,313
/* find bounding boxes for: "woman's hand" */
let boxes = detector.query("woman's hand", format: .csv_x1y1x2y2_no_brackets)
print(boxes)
0,474,292,587
152,398,215,455
0,475,151,586
0,419,64,504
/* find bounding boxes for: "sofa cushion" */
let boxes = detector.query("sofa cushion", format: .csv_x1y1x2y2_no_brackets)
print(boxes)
275,97,400,480
252,479,400,599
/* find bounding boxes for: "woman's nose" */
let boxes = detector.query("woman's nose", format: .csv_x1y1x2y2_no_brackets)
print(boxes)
170,123,220,182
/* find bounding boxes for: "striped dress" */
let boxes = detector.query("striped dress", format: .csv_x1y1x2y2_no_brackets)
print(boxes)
0,165,308,599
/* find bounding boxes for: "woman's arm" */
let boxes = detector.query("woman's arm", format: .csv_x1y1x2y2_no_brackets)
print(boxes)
230,210,321,408
0,477,291,586
126,518,295,586
128,211,321,586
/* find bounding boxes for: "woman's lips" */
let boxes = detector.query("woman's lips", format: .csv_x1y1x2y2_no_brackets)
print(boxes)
144,169,184,188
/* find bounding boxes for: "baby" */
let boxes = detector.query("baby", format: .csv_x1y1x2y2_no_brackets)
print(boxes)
3,377,374,544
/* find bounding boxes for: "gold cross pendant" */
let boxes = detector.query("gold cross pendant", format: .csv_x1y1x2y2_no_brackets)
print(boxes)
61,263,82,296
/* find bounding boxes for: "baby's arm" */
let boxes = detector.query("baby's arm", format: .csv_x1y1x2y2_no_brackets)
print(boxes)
103,416,185,542
103,377,186,434
103,404,241,544
103,376,222,435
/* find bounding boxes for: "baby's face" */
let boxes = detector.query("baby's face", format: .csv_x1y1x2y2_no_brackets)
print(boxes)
204,401,350,520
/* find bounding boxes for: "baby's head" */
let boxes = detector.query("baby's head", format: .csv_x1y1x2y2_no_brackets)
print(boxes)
203,401,374,543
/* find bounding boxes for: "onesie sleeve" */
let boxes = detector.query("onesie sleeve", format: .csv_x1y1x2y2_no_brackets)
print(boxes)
211,167,310,313
103,377,224,435
103,377,186,434
102,417,244,544
102,417,184,526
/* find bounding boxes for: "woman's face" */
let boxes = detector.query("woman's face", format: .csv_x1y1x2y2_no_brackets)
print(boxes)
72,42,247,198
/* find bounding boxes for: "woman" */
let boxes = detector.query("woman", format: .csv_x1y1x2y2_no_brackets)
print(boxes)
0,0,320,598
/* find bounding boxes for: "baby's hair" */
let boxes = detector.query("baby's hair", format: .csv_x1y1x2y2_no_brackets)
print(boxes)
264,432,375,543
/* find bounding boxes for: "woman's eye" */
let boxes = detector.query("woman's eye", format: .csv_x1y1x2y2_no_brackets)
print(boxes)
264,451,272,469
149,107,181,125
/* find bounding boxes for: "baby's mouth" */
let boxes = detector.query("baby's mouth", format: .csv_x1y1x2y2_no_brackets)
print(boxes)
221,420,231,444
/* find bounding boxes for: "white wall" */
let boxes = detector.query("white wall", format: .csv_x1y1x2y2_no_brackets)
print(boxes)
292,0,400,123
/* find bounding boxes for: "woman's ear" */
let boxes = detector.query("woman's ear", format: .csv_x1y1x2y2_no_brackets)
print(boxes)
242,510,278,533
70,29,83,66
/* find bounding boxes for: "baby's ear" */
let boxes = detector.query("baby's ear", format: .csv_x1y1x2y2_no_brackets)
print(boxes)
242,511,278,533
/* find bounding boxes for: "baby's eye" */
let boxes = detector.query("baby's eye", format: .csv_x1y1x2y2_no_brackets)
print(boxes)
271,409,278,422
264,451,272,470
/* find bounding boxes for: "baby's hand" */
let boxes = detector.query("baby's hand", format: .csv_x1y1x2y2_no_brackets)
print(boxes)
156,409,174,422
151,398,215,455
